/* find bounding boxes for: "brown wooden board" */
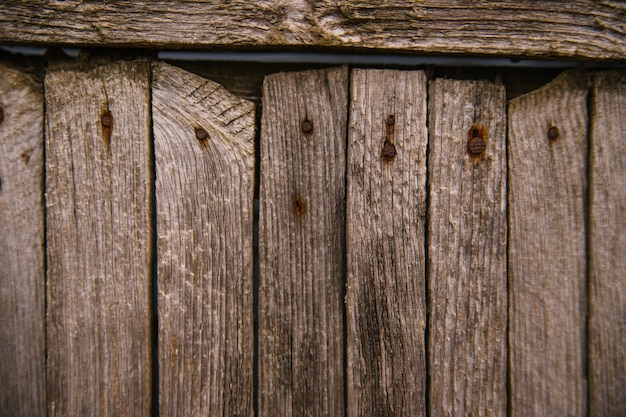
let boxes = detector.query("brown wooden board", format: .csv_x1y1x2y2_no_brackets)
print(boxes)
0,62,45,417
258,66,349,416
508,70,588,417
588,70,626,417
346,68,427,416
1,1,625,60
427,78,507,417
45,58,153,416
153,61,255,416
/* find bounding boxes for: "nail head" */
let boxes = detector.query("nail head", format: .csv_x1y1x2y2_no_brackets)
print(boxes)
301,119,313,134
382,141,397,161
195,128,208,140
468,136,486,155
548,126,559,140
101,113,112,128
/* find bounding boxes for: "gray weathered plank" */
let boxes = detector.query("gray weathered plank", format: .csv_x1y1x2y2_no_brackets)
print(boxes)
0,62,45,417
0,1,625,60
45,58,153,416
508,71,588,417
588,70,626,417
153,62,255,416
346,69,427,417
427,79,507,417
259,67,348,417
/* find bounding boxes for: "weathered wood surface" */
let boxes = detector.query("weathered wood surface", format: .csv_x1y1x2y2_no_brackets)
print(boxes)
259,67,348,416
588,70,626,417
346,69,427,417
0,62,45,417
1,1,625,60
153,62,255,416
45,58,153,416
427,79,507,417
508,71,588,417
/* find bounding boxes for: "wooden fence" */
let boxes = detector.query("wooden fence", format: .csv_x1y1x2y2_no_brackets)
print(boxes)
1,2,625,416
1,56,624,417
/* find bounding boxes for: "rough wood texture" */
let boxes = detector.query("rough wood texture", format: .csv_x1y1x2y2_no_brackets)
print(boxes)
45,58,153,416
588,70,626,417
508,71,588,417
427,79,507,417
1,1,625,60
153,62,255,416
259,67,348,416
346,69,427,417
0,62,45,417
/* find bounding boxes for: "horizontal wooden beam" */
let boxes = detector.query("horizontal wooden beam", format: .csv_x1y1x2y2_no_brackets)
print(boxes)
0,1,625,60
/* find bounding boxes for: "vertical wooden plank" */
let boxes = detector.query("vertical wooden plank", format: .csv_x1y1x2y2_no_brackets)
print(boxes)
259,67,348,417
427,79,507,417
589,70,626,417
45,59,153,416
0,62,45,417
346,69,427,416
508,71,588,417
153,62,255,416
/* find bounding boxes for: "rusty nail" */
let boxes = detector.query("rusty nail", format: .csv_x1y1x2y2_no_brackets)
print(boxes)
0,107,4,125
301,119,313,134
548,126,559,140
386,114,395,126
468,136,486,155
195,128,208,140
382,141,397,161
101,113,112,128
293,193,306,218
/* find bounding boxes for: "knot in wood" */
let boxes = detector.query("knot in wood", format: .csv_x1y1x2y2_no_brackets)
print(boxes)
467,136,486,155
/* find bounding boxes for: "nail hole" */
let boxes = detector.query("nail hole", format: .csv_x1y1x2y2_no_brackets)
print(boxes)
548,126,559,140
21,152,30,164
386,114,395,126
301,119,313,134
195,128,208,141
293,193,307,218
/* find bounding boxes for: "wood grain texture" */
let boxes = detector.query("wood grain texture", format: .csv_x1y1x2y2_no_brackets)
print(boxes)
588,70,626,417
1,1,625,60
45,58,153,416
259,66,348,417
153,62,255,417
427,79,507,417
0,62,45,417
508,71,588,417
346,69,427,417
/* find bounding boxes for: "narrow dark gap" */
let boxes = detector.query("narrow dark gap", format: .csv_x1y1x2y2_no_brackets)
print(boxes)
505,98,512,417
342,65,353,417
148,60,160,417
423,74,431,417
252,103,261,417
584,74,595,417
42,62,50,417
